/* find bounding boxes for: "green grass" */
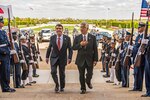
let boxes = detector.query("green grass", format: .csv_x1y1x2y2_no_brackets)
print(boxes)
33,25,75,34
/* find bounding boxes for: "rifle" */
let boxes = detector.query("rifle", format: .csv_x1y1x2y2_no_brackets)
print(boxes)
123,12,134,66
7,8,19,64
18,38,28,71
104,40,111,66
134,22,148,67
134,12,149,67
28,34,36,69
36,38,43,61
108,42,116,68
115,30,124,70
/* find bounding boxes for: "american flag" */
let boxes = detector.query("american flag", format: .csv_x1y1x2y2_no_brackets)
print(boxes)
140,0,149,18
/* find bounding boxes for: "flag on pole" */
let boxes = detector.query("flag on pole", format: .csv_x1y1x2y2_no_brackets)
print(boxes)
140,0,150,18
0,5,13,19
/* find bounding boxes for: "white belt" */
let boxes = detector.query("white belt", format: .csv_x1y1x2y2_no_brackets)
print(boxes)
0,44,7,48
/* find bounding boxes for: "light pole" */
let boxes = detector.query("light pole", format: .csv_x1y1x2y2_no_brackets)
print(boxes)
106,8,110,28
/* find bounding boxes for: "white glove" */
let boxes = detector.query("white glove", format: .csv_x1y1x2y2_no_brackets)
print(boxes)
128,45,133,50
20,60,25,63
29,60,34,63
112,66,115,69
102,50,105,53
10,50,17,55
112,53,116,57
119,50,123,53
141,39,149,44
105,54,108,57
34,61,38,64
31,53,34,56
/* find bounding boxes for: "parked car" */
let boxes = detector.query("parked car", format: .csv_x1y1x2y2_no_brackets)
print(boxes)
38,29,55,42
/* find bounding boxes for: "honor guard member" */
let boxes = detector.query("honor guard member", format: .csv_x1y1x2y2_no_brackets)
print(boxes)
141,34,150,97
11,31,22,88
30,34,39,77
130,22,146,91
20,35,29,87
100,33,108,72
115,34,124,84
121,31,131,87
103,34,111,78
20,35,36,87
106,39,118,84
0,16,16,92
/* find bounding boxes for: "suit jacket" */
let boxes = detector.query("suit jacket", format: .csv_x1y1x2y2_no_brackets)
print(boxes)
73,33,98,67
46,34,73,66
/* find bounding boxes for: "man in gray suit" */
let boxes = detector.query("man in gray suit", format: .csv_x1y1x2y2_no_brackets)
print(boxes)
73,22,98,94
46,24,73,93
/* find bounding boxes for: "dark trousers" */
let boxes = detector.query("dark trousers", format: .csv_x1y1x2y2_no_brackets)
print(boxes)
133,67,144,90
101,55,105,71
13,63,21,87
77,62,93,90
105,62,109,76
51,60,66,89
33,68,36,76
0,58,10,91
121,66,130,87
145,55,150,95
133,56,145,91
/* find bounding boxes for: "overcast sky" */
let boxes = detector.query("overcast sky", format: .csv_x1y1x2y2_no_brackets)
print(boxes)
1,0,142,19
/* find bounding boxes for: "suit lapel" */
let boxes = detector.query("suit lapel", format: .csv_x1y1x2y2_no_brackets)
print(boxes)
60,35,66,51
87,34,92,48
53,35,59,52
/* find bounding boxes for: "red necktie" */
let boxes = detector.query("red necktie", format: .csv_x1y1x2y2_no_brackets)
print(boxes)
57,37,61,50
83,35,86,41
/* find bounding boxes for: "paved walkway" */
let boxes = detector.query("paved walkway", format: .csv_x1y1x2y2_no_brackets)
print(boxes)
0,69,149,100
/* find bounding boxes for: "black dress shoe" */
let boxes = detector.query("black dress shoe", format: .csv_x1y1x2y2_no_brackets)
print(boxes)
129,89,138,91
9,88,16,92
55,85,59,93
60,88,64,92
141,94,150,97
33,74,39,78
103,75,110,78
25,83,32,86
30,81,37,84
3,88,16,93
19,85,25,88
101,70,106,72
80,90,86,94
106,80,114,83
86,83,93,89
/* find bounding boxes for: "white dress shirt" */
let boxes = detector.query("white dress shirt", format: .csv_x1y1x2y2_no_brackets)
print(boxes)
56,35,63,49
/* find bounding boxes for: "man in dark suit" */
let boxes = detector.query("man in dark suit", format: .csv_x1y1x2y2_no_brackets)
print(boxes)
73,22,98,94
46,24,73,93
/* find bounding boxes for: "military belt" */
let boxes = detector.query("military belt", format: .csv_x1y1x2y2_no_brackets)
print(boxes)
0,44,7,48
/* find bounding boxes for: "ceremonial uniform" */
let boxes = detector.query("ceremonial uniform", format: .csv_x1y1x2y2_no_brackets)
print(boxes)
142,35,150,97
31,42,39,77
0,16,16,92
11,32,22,88
103,38,111,77
101,40,107,72
121,41,130,87
131,23,145,91
21,44,30,81
0,29,11,92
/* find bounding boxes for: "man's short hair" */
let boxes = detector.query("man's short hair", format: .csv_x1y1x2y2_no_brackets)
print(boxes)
80,22,89,29
55,24,63,29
